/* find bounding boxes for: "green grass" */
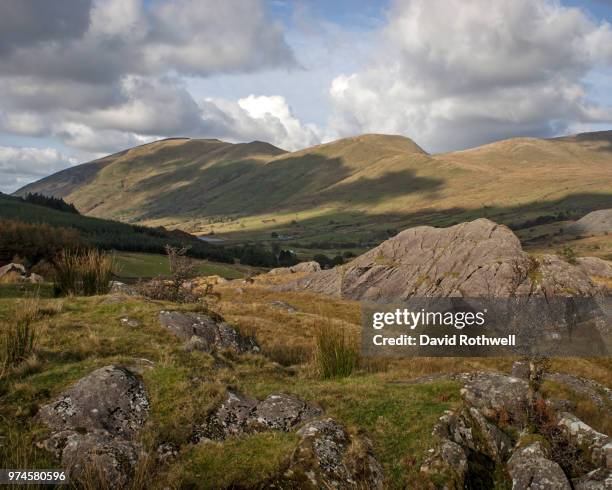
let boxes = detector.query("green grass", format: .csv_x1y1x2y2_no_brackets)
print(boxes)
114,251,250,279
1,287,609,489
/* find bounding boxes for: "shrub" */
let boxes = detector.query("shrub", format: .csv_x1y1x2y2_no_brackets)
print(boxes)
559,245,578,264
53,249,115,296
314,323,358,379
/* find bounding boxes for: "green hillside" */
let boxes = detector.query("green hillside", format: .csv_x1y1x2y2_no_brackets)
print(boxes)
0,193,236,263
15,132,612,247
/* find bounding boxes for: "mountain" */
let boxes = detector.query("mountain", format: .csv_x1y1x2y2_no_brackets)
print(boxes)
14,131,612,245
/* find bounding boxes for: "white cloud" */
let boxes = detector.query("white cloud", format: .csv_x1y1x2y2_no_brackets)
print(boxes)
327,0,612,151
199,95,320,151
0,146,76,192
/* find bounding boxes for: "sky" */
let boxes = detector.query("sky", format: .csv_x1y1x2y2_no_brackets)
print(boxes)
0,0,611,193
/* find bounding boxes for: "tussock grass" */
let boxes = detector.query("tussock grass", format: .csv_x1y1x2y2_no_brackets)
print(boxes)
314,320,359,379
1,297,40,370
53,249,115,296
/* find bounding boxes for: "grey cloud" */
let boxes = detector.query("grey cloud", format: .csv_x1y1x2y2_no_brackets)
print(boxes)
0,0,92,54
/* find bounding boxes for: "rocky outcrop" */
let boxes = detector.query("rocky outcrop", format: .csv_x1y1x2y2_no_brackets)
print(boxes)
420,438,468,490
566,209,612,236
572,468,612,489
557,412,611,469
507,439,571,489
460,372,530,425
421,370,612,489
158,310,259,354
197,390,383,487
197,390,321,441
0,263,44,283
41,430,145,488
269,261,321,275
38,366,149,489
578,257,612,280
279,219,600,301
38,365,149,437
281,418,384,489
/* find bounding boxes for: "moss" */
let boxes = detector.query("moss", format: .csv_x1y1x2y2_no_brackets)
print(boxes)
374,254,397,267
170,432,298,488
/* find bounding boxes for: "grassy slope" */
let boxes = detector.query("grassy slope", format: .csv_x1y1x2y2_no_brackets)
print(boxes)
1,282,610,488
114,251,255,280
15,132,612,248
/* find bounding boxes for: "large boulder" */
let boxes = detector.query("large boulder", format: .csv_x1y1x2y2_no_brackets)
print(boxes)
282,418,383,489
566,209,612,236
158,310,259,354
38,366,149,489
196,390,321,441
507,440,571,489
38,365,149,437
279,219,600,301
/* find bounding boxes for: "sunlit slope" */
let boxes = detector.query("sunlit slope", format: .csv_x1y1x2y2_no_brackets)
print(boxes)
15,131,612,238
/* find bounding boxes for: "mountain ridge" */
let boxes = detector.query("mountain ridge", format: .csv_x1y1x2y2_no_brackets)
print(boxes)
13,130,612,243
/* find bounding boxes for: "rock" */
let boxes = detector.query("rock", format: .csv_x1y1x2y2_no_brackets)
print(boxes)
156,442,179,465
0,263,27,278
197,390,321,441
511,360,531,379
578,257,612,280
268,300,298,313
433,407,511,464
251,393,322,432
120,317,139,328
37,366,149,489
545,372,612,410
507,439,571,489
460,372,530,425
196,390,258,441
108,281,137,296
279,219,600,300
29,273,44,284
420,438,468,490
282,418,383,489
38,365,149,438
269,261,321,275
158,310,259,354
557,412,611,468
572,468,612,489
566,209,612,236
42,430,144,489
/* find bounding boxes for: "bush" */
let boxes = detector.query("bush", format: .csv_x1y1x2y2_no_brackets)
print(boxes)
314,323,358,379
53,249,115,296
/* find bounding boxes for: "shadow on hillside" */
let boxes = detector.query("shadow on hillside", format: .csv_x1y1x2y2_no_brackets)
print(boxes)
224,192,612,247
566,131,612,154
131,153,444,221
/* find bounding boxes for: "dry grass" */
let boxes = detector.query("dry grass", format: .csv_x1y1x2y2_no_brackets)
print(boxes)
0,271,24,284
53,249,115,296
0,297,40,371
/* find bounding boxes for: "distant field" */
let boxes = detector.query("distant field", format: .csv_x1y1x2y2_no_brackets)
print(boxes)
113,251,256,279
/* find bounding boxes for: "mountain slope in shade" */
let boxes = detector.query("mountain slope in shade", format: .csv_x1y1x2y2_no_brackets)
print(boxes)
14,131,612,241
